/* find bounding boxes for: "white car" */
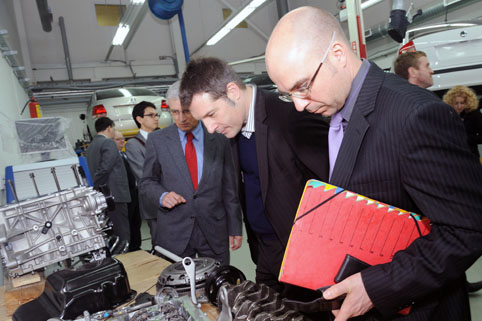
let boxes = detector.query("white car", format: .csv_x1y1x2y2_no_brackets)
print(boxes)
86,87,172,139
397,20,482,94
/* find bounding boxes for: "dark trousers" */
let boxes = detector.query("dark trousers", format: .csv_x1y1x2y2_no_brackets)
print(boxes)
180,221,229,266
109,202,130,242
146,218,157,247
255,236,285,293
127,191,142,251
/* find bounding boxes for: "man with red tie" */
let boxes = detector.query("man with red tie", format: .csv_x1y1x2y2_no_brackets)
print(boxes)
140,81,242,266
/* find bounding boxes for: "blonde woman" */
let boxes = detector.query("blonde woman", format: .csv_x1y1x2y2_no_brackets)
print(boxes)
443,85,482,157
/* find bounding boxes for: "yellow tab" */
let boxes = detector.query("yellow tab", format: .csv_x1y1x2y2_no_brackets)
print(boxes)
323,183,338,191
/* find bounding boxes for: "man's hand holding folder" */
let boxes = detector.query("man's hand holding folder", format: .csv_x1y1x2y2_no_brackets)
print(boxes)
323,272,373,321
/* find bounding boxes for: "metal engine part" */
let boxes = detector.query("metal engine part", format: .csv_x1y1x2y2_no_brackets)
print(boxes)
204,265,246,306
157,257,220,297
13,257,134,321
0,185,109,277
217,281,311,321
69,295,211,321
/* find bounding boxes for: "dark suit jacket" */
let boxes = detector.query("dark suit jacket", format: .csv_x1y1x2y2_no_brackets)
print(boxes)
85,134,131,203
140,124,242,255
231,89,329,248
331,63,482,320
125,132,157,220
461,109,482,157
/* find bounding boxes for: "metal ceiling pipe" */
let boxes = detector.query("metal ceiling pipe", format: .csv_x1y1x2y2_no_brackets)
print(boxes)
30,77,178,92
36,99,90,106
276,0,289,19
36,0,53,32
367,0,480,43
59,17,73,82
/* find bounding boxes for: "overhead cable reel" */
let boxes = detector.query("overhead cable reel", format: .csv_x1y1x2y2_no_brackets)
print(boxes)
148,0,183,19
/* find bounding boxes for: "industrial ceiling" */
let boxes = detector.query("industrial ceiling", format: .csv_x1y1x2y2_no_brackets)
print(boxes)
1,0,481,107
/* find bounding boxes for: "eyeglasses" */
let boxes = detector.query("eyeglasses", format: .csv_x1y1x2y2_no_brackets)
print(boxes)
278,31,336,103
143,113,159,118
169,109,191,117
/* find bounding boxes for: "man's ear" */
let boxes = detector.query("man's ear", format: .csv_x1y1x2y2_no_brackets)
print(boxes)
407,66,417,80
226,82,241,102
135,115,143,125
331,41,347,68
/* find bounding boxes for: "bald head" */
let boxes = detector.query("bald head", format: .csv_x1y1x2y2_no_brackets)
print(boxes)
266,6,361,116
267,7,348,77
114,131,125,151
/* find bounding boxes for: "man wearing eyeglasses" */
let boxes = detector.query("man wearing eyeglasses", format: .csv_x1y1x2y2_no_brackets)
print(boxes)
265,6,482,321
125,101,160,247
140,81,242,266
180,57,329,295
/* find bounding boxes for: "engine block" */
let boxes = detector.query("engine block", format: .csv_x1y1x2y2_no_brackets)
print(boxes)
0,185,108,277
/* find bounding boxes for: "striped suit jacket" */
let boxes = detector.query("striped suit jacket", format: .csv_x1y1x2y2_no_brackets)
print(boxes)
330,63,482,320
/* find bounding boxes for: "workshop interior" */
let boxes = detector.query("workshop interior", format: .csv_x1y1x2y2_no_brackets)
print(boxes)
1,0,482,320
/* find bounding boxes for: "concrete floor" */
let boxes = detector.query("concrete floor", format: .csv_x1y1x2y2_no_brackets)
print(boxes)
141,220,482,319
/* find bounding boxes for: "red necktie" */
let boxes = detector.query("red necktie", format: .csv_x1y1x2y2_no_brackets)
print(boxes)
185,132,198,190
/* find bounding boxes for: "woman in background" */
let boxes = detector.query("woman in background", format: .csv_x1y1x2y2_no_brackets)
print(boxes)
443,85,482,158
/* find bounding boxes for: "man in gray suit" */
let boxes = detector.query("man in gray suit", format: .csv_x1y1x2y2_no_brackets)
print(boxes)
86,117,131,243
140,81,242,266
125,101,159,246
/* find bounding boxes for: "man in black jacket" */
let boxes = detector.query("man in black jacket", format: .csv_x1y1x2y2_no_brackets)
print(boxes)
265,6,482,321
180,57,329,294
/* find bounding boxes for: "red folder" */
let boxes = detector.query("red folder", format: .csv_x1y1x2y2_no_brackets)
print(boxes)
279,180,431,290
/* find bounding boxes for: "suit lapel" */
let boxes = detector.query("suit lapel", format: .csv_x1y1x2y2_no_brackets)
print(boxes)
330,63,385,188
136,132,146,157
198,125,216,190
165,125,194,190
254,91,269,205
136,132,146,143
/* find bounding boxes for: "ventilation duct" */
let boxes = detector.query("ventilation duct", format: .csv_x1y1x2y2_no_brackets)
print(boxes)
368,0,479,43
36,0,53,32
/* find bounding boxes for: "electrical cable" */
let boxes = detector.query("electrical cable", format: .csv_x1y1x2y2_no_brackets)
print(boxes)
20,98,32,116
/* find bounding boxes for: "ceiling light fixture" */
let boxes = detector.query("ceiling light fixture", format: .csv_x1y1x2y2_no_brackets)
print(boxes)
206,0,269,46
112,24,130,46
131,0,145,4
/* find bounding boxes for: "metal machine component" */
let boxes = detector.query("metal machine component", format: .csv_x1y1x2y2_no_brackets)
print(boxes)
13,258,135,321
71,295,212,321
155,246,246,306
217,281,311,321
157,256,220,298
182,257,200,307
154,245,183,262
0,184,109,277
204,265,246,306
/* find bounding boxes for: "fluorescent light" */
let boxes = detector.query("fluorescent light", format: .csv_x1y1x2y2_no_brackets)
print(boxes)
207,0,268,46
112,24,130,46
131,0,145,4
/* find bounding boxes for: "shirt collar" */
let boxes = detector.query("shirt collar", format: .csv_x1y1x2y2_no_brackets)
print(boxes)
241,84,256,139
339,59,371,123
177,121,203,141
139,129,149,140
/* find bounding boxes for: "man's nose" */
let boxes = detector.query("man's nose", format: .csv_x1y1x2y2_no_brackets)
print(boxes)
202,119,216,133
292,96,310,112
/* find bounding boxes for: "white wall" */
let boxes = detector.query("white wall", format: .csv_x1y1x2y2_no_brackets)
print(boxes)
0,0,32,206
0,54,30,205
